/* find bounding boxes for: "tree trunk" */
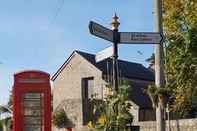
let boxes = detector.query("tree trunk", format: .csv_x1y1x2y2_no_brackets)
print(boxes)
2,122,7,131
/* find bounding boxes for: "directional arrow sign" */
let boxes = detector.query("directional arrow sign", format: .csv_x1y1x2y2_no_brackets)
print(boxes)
89,21,114,42
95,46,113,63
120,32,163,44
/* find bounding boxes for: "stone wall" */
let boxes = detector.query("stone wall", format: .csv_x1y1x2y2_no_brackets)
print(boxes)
53,52,106,131
134,118,197,131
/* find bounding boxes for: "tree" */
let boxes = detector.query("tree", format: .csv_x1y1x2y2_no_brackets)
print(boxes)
0,92,12,131
53,108,74,130
146,53,155,72
146,84,171,109
0,120,3,131
0,105,12,131
163,0,197,117
146,53,155,65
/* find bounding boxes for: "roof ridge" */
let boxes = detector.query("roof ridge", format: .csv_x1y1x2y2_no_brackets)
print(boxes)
52,50,154,81
118,59,143,66
75,50,143,66
74,50,95,56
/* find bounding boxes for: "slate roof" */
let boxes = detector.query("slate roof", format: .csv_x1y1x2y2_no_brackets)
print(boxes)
76,50,154,81
127,81,152,108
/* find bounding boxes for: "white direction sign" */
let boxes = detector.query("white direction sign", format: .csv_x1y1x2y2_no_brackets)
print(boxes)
120,32,163,44
89,21,113,42
95,46,113,62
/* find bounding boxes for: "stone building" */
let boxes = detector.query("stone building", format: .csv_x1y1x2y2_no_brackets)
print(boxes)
51,50,155,130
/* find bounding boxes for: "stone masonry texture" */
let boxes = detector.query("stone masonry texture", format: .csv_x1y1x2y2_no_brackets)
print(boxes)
53,53,106,131
134,118,197,131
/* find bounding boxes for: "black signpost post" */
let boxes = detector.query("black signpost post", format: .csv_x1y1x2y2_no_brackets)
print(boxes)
111,14,120,93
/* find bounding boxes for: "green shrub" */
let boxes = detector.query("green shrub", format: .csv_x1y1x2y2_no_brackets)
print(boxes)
53,109,72,128
88,83,133,131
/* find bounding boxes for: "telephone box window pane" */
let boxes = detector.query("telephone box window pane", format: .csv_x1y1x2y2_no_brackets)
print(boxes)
23,92,44,131
24,109,42,116
24,100,41,108
24,117,42,125
24,126,41,131
24,93,42,99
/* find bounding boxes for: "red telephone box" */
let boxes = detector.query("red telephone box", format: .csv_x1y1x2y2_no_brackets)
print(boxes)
13,70,51,131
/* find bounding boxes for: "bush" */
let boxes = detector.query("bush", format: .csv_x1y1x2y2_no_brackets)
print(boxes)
53,109,73,128
88,83,133,131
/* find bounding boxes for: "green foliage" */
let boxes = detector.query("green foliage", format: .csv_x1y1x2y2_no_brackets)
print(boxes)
53,109,72,128
0,120,2,131
146,85,171,109
163,0,197,117
0,93,12,131
146,85,158,108
88,83,133,131
0,117,12,131
145,53,155,64
7,92,12,108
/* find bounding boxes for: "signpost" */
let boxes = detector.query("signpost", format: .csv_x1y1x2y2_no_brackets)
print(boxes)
119,32,163,44
95,46,113,62
89,15,163,93
89,21,114,42
89,21,163,44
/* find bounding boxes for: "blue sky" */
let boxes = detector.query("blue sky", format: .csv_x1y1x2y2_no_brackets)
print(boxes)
0,0,154,105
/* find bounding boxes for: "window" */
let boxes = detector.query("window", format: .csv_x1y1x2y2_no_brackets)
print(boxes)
23,92,44,131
